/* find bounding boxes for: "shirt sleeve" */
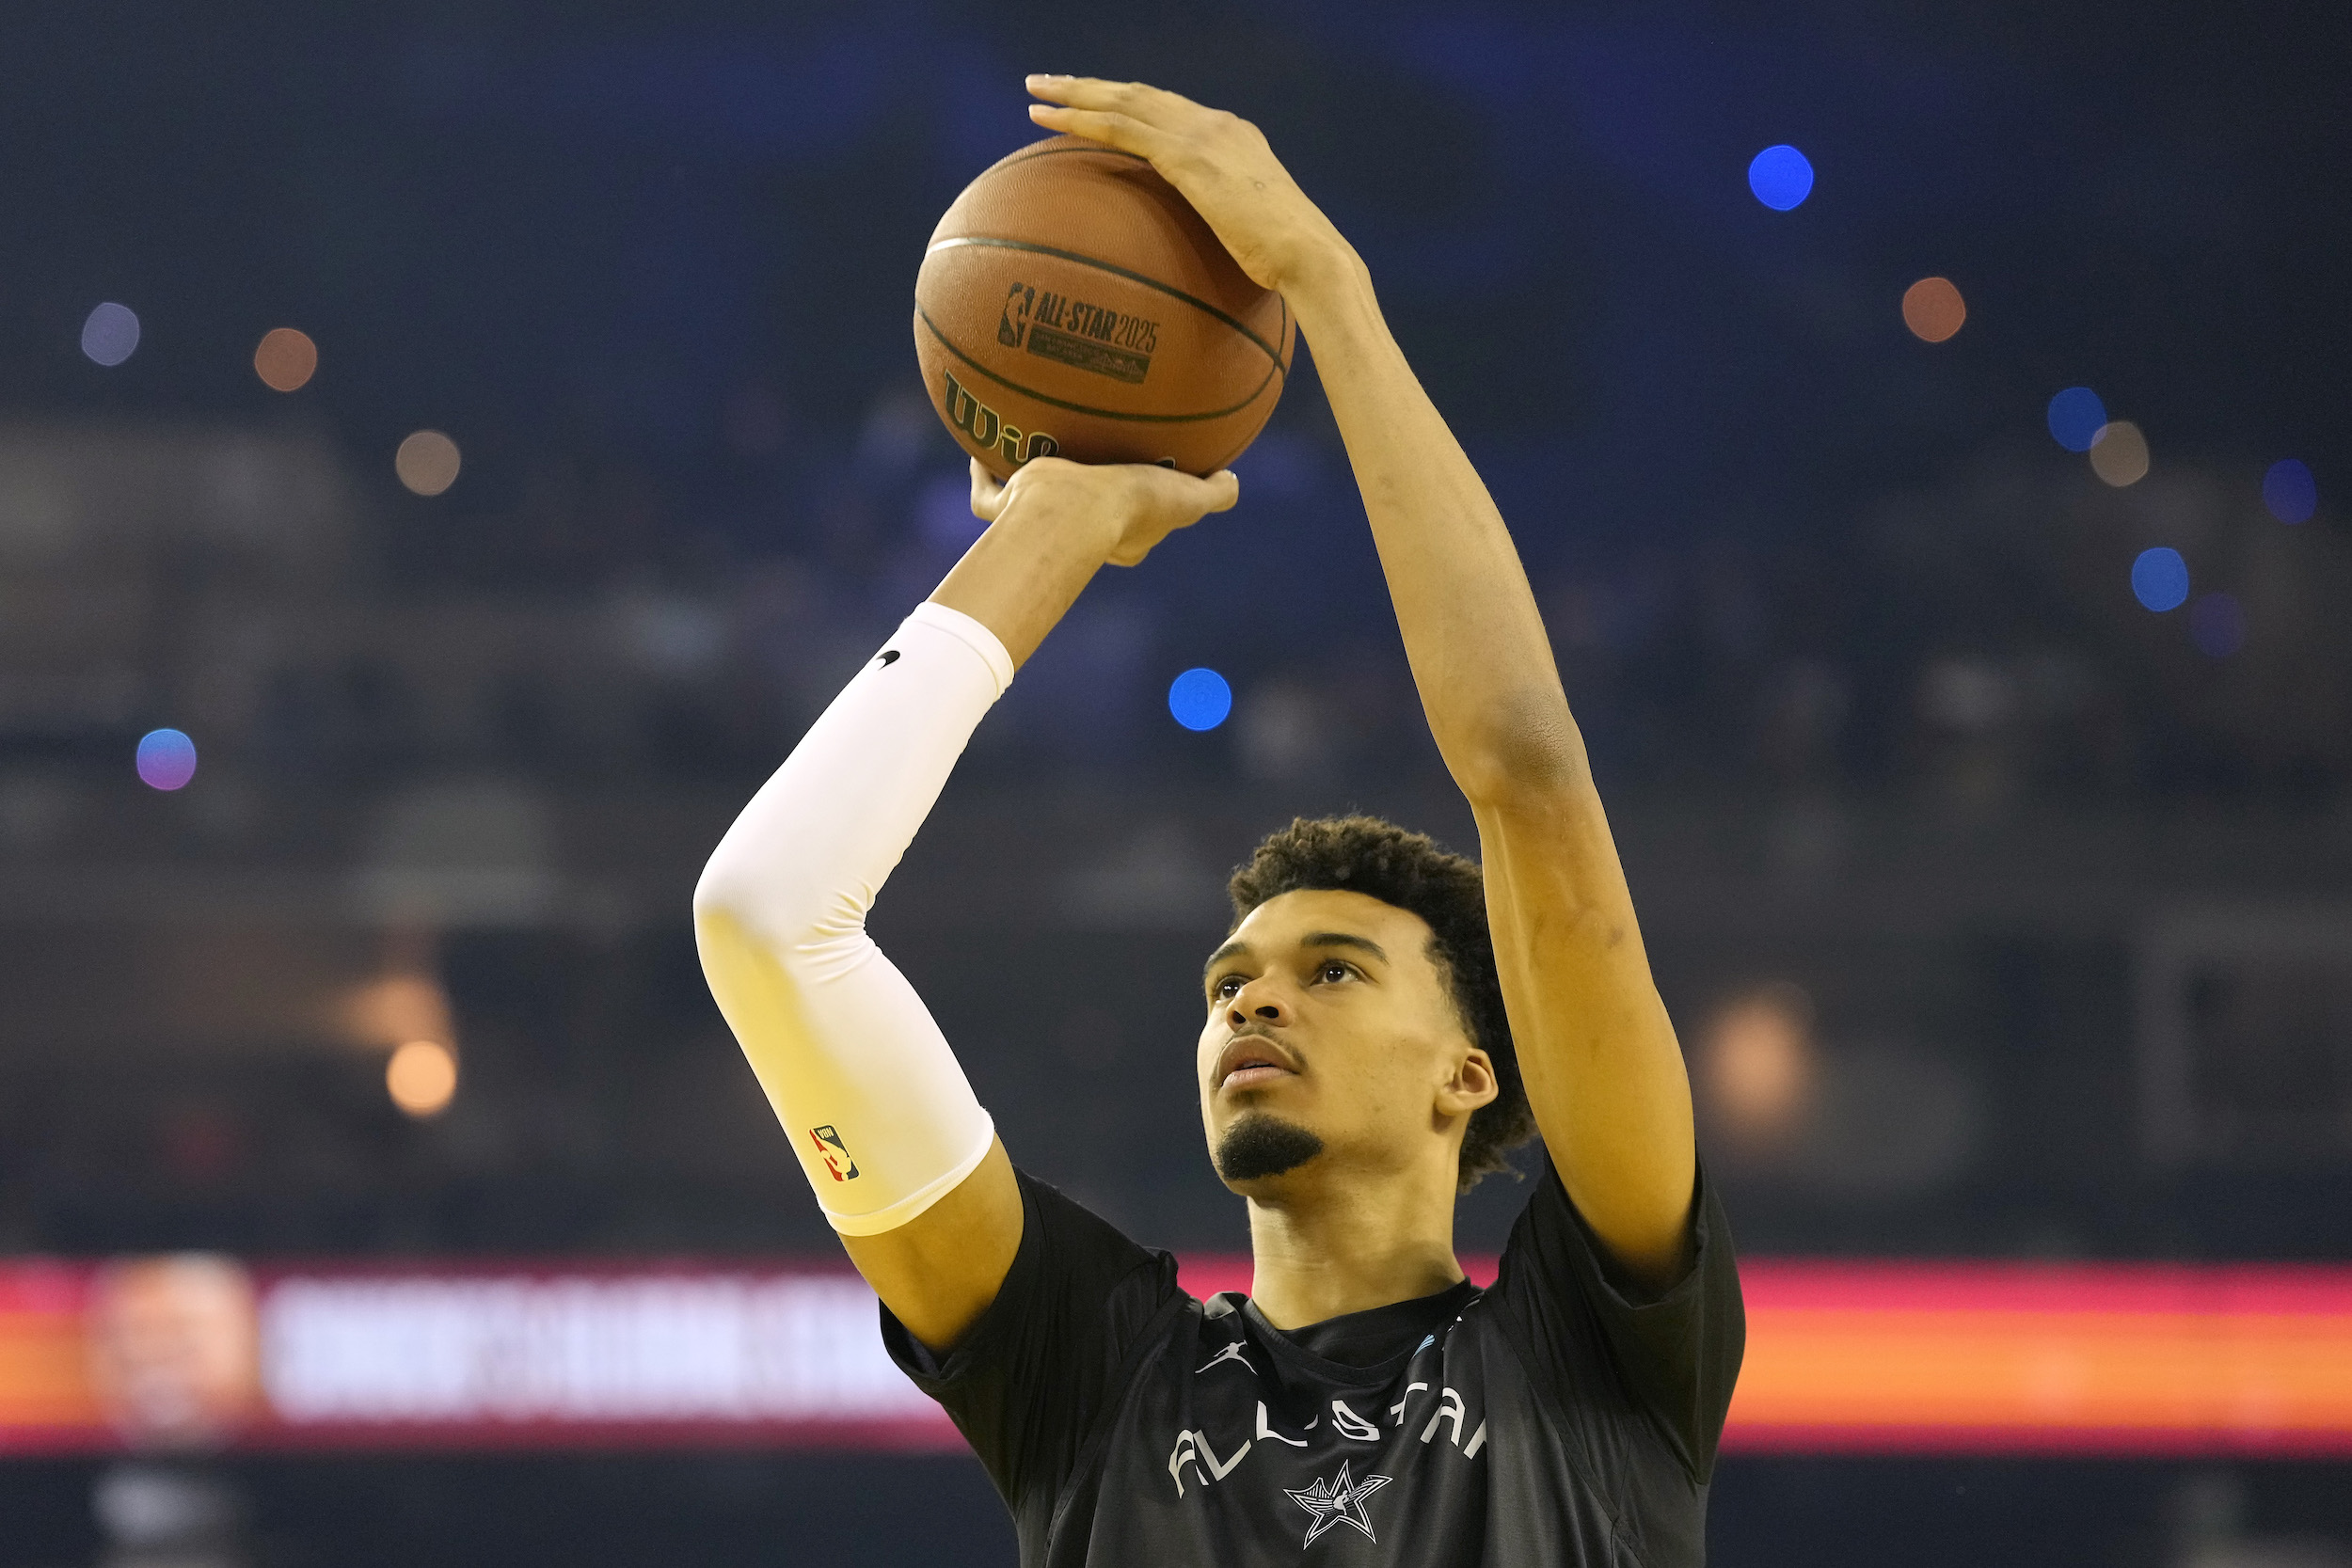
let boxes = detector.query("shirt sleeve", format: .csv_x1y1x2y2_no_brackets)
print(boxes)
1486,1157,1745,1484
880,1169,1184,1529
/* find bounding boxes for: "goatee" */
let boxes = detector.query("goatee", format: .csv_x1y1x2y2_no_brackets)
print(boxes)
1214,1114,1327,1183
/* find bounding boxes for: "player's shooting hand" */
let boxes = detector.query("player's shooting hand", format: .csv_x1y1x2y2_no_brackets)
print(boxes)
969,456,1237,568
1025,76,1357,303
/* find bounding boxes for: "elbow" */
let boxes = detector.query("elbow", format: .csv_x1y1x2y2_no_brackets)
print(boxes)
691,847,747,925
692,861,797,987
691,843,791,939
1454,690,1592,808
691,838,863,949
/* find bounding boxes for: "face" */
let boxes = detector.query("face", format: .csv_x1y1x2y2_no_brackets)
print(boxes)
1198,888,1497,1196
89,1256,261,1444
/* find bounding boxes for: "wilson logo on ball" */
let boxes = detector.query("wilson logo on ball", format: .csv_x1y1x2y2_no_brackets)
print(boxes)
944,370,1061,468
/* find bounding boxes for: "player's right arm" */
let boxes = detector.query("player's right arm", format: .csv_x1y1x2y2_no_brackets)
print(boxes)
692,457,1234,1352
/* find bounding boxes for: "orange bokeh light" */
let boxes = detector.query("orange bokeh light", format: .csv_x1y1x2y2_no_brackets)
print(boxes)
1699,982,1818,1153
253,327,318,392
1902,277,1967,342
387,1039,458,1117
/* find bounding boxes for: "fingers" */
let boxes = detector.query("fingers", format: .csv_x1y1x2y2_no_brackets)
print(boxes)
1198,468,1241,515
1025,75,1206,125
968,457,1006,521
973,455,1236,569
1136,464,1240,525
1025,103,1172,160
1026,76,1222,157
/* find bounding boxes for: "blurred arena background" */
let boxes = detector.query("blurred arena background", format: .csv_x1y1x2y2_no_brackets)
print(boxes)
0,2,2347,1563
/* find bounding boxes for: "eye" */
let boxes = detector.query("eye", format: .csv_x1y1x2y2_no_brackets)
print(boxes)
1314,960,1354,985
1211,974,1245,1002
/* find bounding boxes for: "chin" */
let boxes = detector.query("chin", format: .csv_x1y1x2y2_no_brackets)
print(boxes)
1212,1111,1327,1186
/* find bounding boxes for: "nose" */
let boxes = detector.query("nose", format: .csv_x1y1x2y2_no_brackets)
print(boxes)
1227,976,1291,1030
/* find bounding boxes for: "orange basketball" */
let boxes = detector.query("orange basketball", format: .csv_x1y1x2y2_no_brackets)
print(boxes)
914,135,1295,480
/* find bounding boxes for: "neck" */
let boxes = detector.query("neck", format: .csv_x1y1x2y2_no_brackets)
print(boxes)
1243,1158,1465,1331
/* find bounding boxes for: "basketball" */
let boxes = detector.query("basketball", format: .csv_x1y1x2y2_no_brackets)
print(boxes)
914,135,1295,480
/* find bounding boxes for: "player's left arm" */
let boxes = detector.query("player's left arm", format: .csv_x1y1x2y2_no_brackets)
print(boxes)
1030,76,1696,1287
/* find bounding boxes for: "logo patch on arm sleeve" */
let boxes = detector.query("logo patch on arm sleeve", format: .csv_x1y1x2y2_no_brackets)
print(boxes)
808,1125,860,1181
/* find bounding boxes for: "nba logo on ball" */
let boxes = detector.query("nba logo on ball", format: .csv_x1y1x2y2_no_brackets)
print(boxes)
808,1125,860,1181
915,136,1294,480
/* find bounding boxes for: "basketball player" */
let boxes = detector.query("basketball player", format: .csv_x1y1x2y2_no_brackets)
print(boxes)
695,78,1741,1565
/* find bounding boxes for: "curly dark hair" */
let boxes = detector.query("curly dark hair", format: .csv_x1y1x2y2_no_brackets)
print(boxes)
1226,815,1534,1193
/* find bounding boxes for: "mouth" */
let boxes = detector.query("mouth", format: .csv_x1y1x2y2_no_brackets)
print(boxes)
1214,1036,1299,1092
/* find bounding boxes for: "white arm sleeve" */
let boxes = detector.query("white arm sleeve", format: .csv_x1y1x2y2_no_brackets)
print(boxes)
691,600,1009,1236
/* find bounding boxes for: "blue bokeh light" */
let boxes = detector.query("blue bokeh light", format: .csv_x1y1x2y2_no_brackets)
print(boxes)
81,302,141,367
1168,668,1232,732
1747,145,1814,211
2263,459,2316,524
135,728,198,791
2047,388,2107,452
2189,593,2246,658
2131,547,2189,612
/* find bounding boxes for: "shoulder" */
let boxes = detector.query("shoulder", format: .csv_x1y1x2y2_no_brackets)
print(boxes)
1486,1159,1745,1482
1494,1157,1740,1318
984,1170,1190,1368
1014,1171,1183,1305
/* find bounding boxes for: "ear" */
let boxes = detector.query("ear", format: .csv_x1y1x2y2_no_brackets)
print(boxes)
1435,1046,1500,1118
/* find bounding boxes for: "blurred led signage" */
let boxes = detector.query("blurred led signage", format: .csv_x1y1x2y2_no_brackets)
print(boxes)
1726,1260,2352,1455
3,1256,2348,1456
0,1259,942,1453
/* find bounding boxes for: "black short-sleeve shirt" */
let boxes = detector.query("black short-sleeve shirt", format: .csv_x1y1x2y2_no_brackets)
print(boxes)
883,1162,1743,1566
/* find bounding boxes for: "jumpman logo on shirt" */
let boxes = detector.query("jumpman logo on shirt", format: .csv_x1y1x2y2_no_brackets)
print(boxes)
1195,1340,1256,1376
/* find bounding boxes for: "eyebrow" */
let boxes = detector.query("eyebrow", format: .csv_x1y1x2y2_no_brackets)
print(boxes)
1203,940,1249,981
1301,932,1389,963
1201,931,1390,984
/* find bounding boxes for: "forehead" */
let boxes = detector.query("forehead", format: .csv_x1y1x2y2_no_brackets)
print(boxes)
1219,887,1436,956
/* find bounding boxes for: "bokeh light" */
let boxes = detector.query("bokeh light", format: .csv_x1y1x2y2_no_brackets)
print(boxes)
2132,546,2189,612
135,728,198,791
1168,668,1232,732
80,303,141,367
253,327,318,392
1698,982,1817,1157
2263,459,2317,524
2190,593,2246,658
395,430,462,497
1747,145,1814,211
387,1040,458,1118
2089,420,2150,486
344,974,453,1052
1900,277,1966,342
2046,387,2107,452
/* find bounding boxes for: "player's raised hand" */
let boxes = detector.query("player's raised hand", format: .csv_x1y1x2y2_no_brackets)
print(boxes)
1025,76,1356,301
969,455,1237,569
936,455,1236,665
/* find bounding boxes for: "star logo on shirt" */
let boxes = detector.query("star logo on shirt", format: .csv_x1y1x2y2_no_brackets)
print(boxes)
1284,1459,1392,1546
